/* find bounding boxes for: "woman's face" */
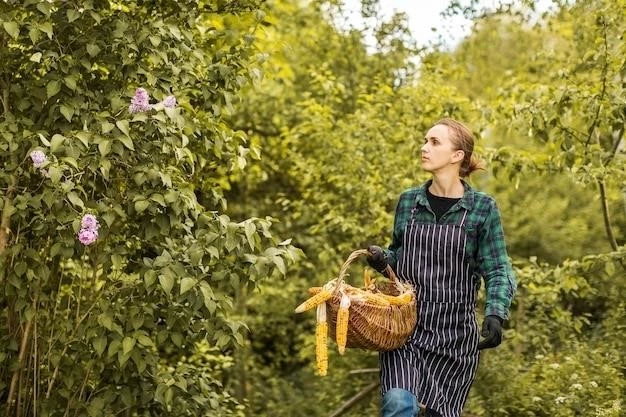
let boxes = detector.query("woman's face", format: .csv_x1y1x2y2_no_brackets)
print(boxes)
420,124,463,174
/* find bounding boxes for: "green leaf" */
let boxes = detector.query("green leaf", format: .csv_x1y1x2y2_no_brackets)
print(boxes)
217,334,230,348
98,313,114,330
93,336,107,356
64,75,77,91
122,337,136,355
98,140,111,156
159,274,174,295
14,262,27,277
117,135,134,150
3,22,19,39
207,246,219,259
60,157,79,169
38,133,50,146
189,247,203,265
47,80,61,98
149,193,165,206
66,191,84,209
244,221,256,250
67,9,80,22
134,200,150,213
137,334,153,347
272,256,286,275
100,158,111,181
180,277,196,295
149,35,161,46
50,134,65,153
101,121,115,134
60,104,74,122
48,166,62,184
75,132,90,148
171,332,183,347
86,43,101,57
116,120,130,136
111,254,123,270
39,22,53,39
144,270,157,288
30,52,42,63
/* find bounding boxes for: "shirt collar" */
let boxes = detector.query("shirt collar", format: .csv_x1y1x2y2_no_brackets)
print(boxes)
414,179,475,210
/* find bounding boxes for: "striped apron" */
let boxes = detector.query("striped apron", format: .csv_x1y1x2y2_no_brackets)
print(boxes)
380,208,480,417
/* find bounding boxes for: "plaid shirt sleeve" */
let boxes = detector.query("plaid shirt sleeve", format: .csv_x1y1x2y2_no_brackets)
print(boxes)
477,199,517,319
383,190,414,271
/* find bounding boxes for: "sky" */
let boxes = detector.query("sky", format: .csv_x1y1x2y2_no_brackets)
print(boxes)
341,0,472,47
340,0,556,49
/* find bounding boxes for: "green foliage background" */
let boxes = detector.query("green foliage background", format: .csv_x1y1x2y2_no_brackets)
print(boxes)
1,0,624,416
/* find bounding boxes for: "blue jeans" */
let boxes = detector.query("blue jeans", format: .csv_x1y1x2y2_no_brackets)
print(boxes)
381,389,442,417
382,389,419,417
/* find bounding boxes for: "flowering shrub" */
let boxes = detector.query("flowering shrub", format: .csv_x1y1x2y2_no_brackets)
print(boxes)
0,1,291,417
29,149,47,168
78,214,99,246
129,87,152,113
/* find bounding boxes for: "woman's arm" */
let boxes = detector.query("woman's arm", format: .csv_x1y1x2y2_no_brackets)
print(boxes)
476,200,517,320
383,192,411,272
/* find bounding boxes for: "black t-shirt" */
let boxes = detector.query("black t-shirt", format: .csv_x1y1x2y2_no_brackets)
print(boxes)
426,187,461,222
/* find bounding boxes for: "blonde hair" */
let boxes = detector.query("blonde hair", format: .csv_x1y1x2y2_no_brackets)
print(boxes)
434,118,484,177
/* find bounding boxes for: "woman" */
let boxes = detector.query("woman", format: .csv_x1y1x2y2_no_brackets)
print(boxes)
367,118,517,417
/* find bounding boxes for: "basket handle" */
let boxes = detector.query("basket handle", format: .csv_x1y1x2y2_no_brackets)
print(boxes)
332,249,404,296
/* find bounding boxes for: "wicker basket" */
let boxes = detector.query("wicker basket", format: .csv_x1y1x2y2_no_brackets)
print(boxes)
325,249,417,351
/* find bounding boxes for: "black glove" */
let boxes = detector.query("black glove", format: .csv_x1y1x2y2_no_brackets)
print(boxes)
477,315,503,350
366,245,387,273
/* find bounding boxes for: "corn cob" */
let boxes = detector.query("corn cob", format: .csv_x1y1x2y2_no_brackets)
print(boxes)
315,303,328,376
363,292,391,307
379,291,414,305
336,293,351,355
295,288,333,313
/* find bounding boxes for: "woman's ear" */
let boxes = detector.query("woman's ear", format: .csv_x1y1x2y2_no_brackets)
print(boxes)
452,150,465,163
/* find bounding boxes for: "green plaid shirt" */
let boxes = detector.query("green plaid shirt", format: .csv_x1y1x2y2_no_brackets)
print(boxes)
383,180,517,320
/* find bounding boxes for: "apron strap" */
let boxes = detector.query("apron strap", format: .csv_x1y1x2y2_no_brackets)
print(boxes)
459,209,468,227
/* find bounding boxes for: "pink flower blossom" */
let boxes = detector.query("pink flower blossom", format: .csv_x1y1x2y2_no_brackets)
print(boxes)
78,228,98,246
129,87,152,113
162,95,176,108
81,214,99,231
30,150,47,168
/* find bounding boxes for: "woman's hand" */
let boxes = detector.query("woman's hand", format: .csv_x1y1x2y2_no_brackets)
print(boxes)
477,315,503,350
366,245,388,273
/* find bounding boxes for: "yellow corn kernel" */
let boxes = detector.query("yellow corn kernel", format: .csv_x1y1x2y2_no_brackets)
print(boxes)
316,303,328,376
295,289,332,313
363,268,372,288
363,292,391,307
307,286,323,296
380,292,413,305
316,322,328,376
336,294,351,355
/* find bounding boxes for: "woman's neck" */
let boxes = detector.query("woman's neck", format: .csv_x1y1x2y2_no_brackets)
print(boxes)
429,175,464,198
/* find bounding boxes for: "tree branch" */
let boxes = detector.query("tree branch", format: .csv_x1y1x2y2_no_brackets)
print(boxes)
603,124,624,165
327,381,379,417
585,20,608,148
0,78,9,115
598,180,618,251
6,302,36,415
0,176,17,257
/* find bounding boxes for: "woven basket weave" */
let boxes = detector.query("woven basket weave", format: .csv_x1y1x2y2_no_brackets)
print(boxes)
325,249,417,351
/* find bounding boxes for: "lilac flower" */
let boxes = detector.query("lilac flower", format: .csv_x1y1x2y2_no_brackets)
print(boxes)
81,214,99,231
30,150,47,168
129,87,152,113
78,228,99,246
162,95,177,108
